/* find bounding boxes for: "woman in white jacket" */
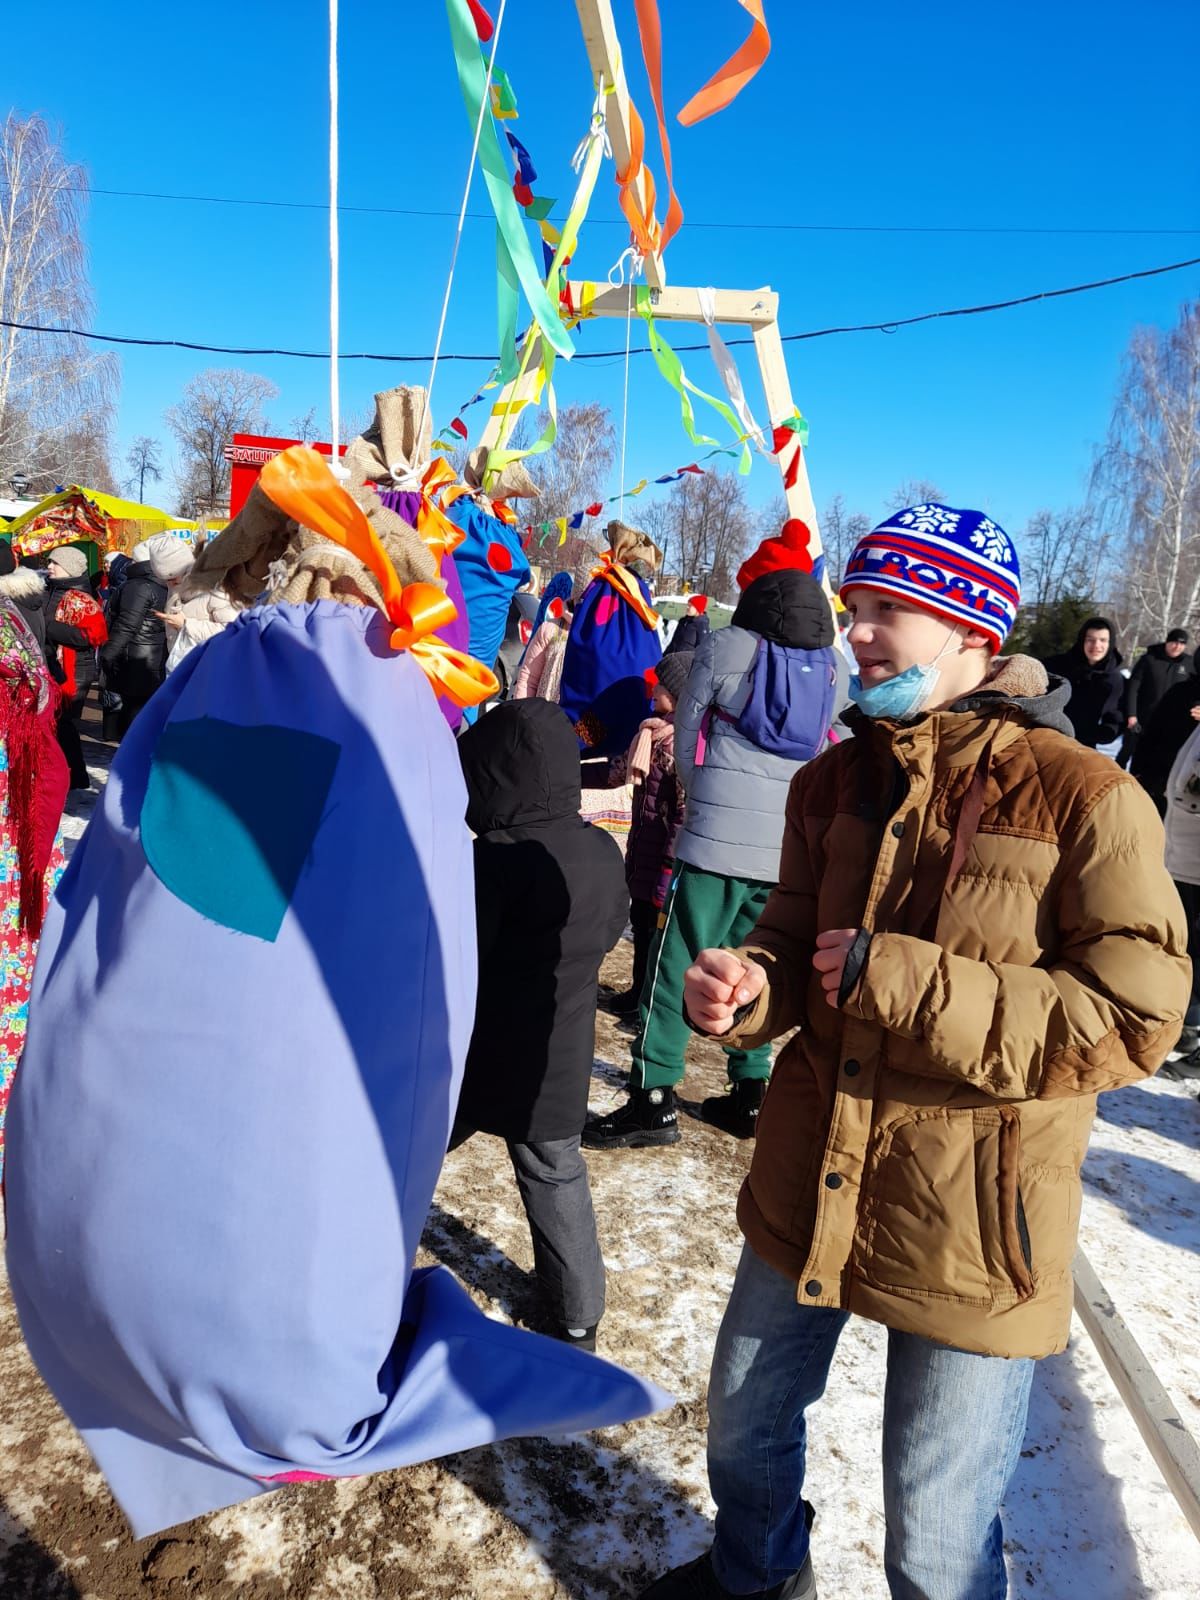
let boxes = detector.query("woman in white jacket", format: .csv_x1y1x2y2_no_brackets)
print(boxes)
160,487,290,672
1164,721,1200,1072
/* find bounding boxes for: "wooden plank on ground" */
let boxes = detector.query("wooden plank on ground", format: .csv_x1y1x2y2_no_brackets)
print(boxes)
1073,1248,1200,1540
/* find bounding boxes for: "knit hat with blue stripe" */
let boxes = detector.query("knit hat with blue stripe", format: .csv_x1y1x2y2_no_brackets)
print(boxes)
839,503,1020,652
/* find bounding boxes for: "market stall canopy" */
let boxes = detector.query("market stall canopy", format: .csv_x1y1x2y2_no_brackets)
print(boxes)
2,486,226,558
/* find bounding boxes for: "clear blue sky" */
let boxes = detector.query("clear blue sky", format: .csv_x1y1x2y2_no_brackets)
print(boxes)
4,0,1198,533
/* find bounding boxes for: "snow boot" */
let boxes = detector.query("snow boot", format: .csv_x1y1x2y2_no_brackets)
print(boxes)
582,1086,680,1150
1172,1024,1200,1057
701,1079,767,1140
637,1550,816,1600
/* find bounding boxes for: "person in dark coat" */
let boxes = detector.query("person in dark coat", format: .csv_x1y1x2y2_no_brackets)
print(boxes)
1120,628,1193,767
1042,616,1125,748
593,650,692,1021
664,594,710,657
99,547,168,738
453,698,628,1351
42,546,108,791
1131,665,1200,812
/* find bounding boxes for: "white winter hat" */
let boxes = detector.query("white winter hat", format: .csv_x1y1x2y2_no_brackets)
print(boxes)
143,534,195,584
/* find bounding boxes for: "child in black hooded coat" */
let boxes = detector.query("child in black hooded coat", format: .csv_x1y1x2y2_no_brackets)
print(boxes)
454,698,628,1350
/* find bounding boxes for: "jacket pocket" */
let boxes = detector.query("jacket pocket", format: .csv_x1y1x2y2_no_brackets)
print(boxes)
996,1108,1035,1300
861,1109,994,1304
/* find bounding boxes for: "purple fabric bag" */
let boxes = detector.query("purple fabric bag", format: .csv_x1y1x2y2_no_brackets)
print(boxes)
4,602,669,1537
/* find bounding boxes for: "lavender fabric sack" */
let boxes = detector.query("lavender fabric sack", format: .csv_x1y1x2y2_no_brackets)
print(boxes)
5,601,669,1538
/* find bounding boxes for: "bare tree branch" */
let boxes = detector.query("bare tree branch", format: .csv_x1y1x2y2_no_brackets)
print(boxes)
165,368,277,515
0,112,118,492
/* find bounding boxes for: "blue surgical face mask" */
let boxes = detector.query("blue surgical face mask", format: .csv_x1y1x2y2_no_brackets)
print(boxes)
848,630,958,722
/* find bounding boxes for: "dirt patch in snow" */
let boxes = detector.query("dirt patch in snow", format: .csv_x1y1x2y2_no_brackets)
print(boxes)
2,932,1198,1598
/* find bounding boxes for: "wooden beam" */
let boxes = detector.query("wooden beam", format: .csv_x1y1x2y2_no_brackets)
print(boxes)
1073,1249,1200,1540
573,0,666,290
563,281,778,328
753,319,822,557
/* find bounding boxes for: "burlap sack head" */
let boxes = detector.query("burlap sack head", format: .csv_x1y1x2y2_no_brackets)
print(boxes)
181,482,295,608
607,520,662,574
463,445,540,504
266,485,439,610
342,387,433,487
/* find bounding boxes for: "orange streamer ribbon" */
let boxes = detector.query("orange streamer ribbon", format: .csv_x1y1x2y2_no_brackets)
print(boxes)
591,554,661,632
616,100,663,259
678,0,771,127
632,0,684,252
260,447,498,708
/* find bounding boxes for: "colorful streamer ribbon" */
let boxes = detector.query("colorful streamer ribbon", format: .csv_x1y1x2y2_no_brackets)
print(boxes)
632,0,684,252
445,0,573,381
678,0,772,127
636,286,751,473
260,447,498,708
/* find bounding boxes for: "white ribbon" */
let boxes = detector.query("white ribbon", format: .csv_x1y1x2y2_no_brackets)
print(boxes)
696,286,768,454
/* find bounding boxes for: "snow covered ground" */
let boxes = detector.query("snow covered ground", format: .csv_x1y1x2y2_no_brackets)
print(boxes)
1,724,1197,1598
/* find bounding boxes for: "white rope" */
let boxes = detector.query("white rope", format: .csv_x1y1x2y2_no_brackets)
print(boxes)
409,0,509,472
617,281,634,523
327,0,348,478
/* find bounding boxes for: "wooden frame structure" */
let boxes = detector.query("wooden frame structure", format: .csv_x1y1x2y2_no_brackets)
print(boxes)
477,0,823,559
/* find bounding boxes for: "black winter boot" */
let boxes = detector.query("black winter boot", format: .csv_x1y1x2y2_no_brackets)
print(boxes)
701,1078,767,1139
637,1549,816,1600
598,987,640,1021
582,1086,680,1150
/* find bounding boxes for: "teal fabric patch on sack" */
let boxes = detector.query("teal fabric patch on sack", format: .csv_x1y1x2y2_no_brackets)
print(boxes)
141,717,341,941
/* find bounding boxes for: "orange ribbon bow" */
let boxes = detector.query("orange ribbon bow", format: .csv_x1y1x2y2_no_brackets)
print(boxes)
259,446,498,708
591,554,661,632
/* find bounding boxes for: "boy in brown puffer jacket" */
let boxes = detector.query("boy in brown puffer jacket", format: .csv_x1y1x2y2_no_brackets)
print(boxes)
640,505,1189,1600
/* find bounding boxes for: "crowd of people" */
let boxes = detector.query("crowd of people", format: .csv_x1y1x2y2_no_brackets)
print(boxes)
0,450,1195,1599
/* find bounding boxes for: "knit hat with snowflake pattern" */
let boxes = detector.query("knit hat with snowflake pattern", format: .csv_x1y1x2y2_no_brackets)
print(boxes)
839,503,1021,653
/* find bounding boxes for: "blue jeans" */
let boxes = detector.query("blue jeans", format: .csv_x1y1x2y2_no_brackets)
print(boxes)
707,1246,1035,1599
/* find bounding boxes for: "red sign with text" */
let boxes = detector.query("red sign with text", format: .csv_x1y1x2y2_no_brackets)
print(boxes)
226,434,348,518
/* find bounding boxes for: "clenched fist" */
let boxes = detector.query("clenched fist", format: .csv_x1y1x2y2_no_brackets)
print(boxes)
812,928,860,1008
684,949,767,1037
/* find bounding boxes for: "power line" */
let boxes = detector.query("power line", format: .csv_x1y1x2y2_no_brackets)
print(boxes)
28,184,1200,238
2,255,1197,365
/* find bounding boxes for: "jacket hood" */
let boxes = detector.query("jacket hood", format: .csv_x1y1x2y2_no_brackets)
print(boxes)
948,653,1076,737
459,699,582,834
124,561,155,580
0,568,46,604
732,569,833,649
1066,617,1122,670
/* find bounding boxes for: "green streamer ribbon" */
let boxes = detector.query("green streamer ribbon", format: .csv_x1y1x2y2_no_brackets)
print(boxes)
446,0,574,381
635,287,751,474
485,128,607,477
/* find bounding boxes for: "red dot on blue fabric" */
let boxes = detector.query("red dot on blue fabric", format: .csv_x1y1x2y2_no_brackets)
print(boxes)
595,594,619,625
487,542,513,574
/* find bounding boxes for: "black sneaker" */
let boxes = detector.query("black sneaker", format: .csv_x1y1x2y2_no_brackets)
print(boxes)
701,1079,767,1140
637,1550,816,1600
1173,1025,1200,1057
1162,1045,1200,1081
582,1086,680,1150
598,988,640,1021
555,1324,598,1353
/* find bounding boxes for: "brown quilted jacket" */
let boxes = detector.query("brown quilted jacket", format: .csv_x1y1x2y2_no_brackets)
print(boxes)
726,656,1189,1359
